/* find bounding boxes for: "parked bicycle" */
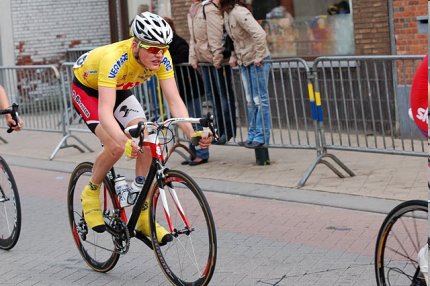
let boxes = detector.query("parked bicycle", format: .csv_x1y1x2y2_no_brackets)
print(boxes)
375,199,429,286
0,103,22,250
68,113,218,285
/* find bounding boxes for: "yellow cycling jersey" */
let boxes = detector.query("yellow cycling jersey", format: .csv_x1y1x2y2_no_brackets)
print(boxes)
73,38,174,90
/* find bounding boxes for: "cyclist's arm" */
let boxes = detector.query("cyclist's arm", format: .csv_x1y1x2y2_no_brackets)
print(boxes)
98,86,129,146
0,85,10,110
0,85,22,131
160,78,195,139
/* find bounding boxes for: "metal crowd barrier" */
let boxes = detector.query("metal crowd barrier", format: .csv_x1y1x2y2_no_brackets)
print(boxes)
0,65,62,132
0,54,425,187
312,55,426,156
296,55,426,186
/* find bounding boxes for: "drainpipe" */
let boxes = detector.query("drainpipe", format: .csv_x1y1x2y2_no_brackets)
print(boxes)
388,0,396,55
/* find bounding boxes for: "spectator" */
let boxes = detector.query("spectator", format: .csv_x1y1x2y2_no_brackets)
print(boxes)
188,0,237,146
163,16,210,166
219,0,272,148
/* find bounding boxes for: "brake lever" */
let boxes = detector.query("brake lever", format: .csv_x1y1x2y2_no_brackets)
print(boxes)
200,112,219,141
7,103,20,133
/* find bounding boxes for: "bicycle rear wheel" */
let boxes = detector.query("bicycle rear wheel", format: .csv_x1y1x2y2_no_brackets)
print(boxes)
0,156,21,250
375,200,428,286
67,162,120,272
149,169,217,286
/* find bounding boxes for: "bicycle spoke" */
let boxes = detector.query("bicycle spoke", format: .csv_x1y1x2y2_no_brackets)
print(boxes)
67,162,120,272
151,170,216,286
0,157,21,250
374,200,427,286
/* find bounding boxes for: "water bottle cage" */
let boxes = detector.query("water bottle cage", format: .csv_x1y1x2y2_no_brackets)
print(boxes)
127,191,139,205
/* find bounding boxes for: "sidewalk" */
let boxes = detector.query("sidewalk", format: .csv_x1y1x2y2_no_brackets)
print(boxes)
1,130,427,208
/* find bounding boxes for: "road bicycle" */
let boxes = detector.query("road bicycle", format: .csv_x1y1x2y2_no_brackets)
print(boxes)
0,103,22,250
67,113,217,286
375,199,429,286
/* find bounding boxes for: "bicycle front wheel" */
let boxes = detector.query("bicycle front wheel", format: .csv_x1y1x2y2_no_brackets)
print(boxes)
375,200,428,286
0,156,21,250
150,169,217,286
67,162,120,272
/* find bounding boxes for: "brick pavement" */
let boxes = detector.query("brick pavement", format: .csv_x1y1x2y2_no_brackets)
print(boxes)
1,166,384,286
0,129,427,285
0,130,427,204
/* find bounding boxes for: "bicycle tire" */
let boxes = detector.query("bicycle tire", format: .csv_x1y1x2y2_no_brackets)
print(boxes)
375,200,428,286
149,169,217,286
0,156,21,250
67,161,120,272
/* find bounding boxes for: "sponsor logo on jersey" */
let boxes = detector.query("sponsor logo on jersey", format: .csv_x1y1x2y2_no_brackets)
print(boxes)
108,53,128,79
161,57,172,71
416,107,428,123
83,70,97,79
72,90,90,118
138,75,152,81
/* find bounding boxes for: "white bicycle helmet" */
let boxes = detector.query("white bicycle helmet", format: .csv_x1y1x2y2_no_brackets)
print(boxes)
131,12,173,45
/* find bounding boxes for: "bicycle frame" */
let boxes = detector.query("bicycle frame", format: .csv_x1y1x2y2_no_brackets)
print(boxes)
104,115,215,245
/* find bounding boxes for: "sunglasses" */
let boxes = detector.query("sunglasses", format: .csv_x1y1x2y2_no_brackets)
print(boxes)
139,42,169,55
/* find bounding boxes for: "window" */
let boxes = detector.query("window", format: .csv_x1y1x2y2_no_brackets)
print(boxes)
249,0,355,58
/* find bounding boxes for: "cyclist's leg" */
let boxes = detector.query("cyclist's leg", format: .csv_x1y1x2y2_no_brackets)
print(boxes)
114,94,150,178
114,94,172,243
72,82,125,232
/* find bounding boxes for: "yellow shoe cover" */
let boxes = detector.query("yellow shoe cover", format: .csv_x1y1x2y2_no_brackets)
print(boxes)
81,185,105,233
136,201,172,245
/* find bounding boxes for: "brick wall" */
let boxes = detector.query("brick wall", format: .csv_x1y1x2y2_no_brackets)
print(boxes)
392,0,428,55
171,0,193,42
352,0,391,55
11,0,111,65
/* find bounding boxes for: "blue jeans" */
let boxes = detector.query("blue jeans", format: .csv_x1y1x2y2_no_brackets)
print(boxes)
239,57,272,144
201,65,236,140
187,97,209,160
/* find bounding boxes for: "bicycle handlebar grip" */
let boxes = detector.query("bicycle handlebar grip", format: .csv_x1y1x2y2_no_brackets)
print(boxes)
126,121,145,138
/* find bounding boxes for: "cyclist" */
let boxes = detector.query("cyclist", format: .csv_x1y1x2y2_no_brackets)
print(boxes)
71,12,211,244
0,85,23,131
410,54,428,136
410,54,428,285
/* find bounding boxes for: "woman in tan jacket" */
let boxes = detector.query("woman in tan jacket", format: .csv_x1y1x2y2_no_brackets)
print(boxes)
188,0,237,148
219,0,272,148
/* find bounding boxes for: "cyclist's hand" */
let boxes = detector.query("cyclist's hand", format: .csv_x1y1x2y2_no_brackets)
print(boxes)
124,138,139,159
5,116,23,132
198,136,212,149
191,130,212,149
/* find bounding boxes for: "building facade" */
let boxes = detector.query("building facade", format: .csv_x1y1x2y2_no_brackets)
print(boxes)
0,0,427,66
172,0,428,58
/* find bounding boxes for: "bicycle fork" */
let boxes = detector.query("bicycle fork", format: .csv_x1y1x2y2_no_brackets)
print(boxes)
156,180,193,237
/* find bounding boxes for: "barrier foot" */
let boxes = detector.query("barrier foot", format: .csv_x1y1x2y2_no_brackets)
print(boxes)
255,147,270,165
50,134,94,161
296,151,354,188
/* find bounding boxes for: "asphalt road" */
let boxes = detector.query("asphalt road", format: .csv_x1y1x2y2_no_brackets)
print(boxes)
0,165,384,285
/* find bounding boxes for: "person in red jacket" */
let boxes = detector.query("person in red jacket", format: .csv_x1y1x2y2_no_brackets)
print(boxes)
409,54,428,136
